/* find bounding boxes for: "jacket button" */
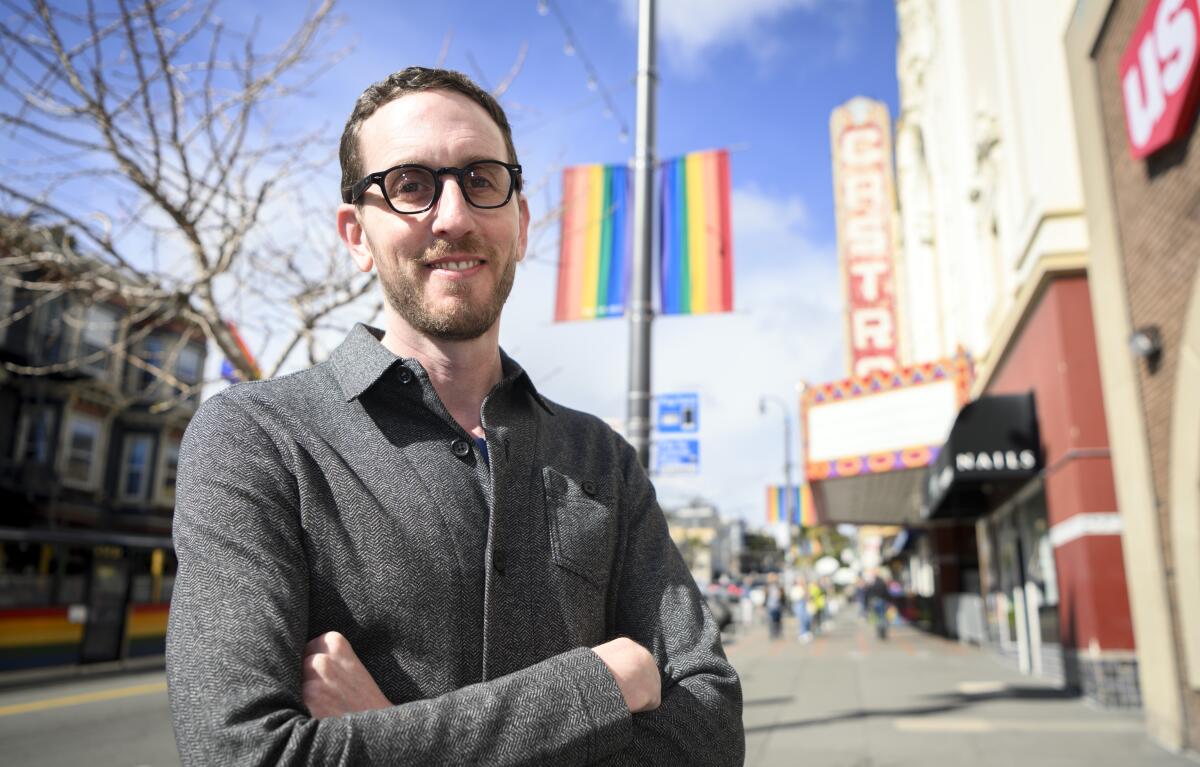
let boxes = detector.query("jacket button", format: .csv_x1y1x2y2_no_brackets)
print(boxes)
582,480,597,496
451,439,471,458
398,368,414,384
493,550,507,575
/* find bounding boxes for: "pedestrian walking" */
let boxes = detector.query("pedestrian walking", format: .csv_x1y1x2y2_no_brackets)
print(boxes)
790,579,811,642
867,572,890,640
765,574,786,639
809,580,827,635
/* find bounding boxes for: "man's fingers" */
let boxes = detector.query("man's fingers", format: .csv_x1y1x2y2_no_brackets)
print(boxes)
303,630,348,657
301,652,328,682
592,636,662,713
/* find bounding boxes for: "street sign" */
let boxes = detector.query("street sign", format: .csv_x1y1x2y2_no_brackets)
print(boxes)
654,438,700,475
656,392,699,433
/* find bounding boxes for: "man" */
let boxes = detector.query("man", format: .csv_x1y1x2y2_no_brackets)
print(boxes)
867,571,890,640
166,67,744,765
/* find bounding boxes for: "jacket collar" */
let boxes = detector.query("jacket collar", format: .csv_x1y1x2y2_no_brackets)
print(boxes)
330,323,554,415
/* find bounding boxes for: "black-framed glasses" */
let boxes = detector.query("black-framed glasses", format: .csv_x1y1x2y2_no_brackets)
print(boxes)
342,160,522,214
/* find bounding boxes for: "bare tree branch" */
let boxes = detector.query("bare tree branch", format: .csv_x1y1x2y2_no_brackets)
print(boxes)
492,42,528,99
0,0,357,392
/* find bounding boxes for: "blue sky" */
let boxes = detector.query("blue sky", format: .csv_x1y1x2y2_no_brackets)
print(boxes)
13,0,901,525
238,0,902,524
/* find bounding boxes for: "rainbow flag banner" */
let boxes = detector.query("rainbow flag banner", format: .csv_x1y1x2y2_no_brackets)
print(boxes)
660,149,734,315
765,484,816,526
765,485,801,525
800,483,817,527
555,163,633,321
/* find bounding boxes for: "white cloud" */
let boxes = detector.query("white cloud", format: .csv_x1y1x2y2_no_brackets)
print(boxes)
617,0,822,71
503,184,845,527
732,185,809,233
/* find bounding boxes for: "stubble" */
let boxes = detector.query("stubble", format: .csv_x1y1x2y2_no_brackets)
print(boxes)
376,234,518,342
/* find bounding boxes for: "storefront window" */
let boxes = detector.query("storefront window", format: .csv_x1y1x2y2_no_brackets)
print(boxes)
995,517,1021,644
1017,489,1060,646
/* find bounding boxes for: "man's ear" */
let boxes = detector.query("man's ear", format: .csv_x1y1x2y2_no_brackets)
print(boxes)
516,194,530,263
337,204,374,272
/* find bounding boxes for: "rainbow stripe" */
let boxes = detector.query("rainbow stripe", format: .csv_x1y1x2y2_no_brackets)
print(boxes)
660,149,734,315
126,603,170,658
765,485,816,526
800,483,816,527
555,163,632,321
0,607,84,671
765,485,801,525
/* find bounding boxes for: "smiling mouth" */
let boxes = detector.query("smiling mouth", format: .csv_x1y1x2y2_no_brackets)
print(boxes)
427,260,484,272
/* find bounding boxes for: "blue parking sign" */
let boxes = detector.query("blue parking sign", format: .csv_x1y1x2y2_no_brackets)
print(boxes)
654,438,700,475
656,393,699,433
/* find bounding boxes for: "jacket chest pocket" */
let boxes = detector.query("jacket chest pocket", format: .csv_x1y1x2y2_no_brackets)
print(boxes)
543,467,615,592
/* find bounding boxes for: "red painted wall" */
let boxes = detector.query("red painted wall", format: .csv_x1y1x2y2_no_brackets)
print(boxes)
988,276,1134,651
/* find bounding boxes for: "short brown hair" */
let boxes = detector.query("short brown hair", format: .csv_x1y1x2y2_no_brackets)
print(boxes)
339,67,520,202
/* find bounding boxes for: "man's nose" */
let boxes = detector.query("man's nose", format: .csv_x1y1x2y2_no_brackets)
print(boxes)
430,174,475,240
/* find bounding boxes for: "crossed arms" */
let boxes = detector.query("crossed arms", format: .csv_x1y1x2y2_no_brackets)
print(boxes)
166,397,744,766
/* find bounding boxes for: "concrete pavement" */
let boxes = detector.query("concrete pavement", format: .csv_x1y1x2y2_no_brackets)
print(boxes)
727,612,1197,767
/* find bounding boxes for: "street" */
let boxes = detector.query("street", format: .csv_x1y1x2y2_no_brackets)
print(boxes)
728,614,1193,767
1,617,1194,766
0,668,177,766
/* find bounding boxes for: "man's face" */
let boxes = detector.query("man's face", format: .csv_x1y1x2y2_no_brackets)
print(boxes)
345,90,528,341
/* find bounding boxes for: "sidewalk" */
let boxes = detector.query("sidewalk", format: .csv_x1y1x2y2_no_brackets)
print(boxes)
726,614,1197,767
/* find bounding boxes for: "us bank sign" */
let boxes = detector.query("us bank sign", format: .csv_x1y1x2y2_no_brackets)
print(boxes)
1121,0,1200,159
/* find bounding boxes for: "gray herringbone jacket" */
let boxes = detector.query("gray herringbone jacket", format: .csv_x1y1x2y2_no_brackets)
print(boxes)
166,324,744,765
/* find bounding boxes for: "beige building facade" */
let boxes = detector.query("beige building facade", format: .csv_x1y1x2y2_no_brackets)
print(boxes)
1066,0,1200,753
895,0,1139,709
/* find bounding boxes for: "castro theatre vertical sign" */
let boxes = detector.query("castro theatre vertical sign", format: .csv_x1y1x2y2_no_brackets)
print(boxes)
830,98,903,378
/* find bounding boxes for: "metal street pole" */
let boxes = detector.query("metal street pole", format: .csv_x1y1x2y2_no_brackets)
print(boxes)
627,0,657,470
759,396,794,525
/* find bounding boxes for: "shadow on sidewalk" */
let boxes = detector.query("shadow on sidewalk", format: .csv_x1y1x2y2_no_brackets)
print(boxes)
744,696,796,707
744,685,1078,734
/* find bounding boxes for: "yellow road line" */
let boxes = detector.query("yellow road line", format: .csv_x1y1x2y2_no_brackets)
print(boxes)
0,681,167,717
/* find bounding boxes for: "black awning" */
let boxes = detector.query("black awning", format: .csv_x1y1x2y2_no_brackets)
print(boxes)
922,393,1042,519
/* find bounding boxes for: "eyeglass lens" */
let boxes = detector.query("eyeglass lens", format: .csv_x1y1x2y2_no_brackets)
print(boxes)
383,162,512,212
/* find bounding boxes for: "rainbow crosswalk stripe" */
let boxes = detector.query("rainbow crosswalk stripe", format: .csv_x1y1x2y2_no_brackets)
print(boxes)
660,149,734,316
555,163,633,321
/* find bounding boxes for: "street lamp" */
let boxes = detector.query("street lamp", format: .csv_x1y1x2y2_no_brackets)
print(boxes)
759,395,794,527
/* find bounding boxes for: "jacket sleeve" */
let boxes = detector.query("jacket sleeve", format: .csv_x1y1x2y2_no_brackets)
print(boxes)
600,442,746,766
166,393,632,766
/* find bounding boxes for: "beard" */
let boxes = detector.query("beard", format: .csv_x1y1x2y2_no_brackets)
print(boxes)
376,234,518,342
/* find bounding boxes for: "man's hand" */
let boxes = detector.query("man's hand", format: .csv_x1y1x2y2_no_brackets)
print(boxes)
301,631,392,719
592,637,661,713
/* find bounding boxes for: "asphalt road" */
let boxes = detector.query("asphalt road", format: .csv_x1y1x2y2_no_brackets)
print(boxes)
0,668,177,767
